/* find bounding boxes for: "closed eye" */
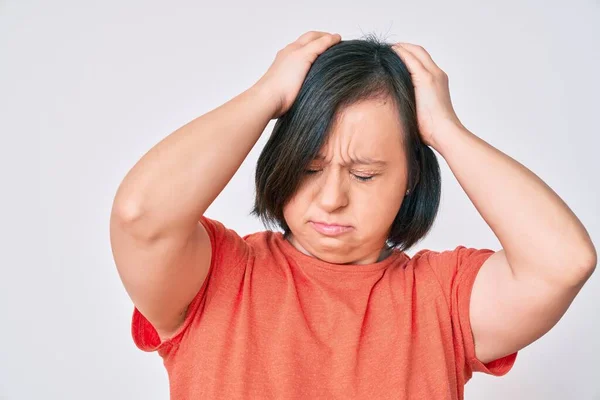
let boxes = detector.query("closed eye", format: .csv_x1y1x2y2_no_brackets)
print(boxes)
303,169,375,182
353,174,374,182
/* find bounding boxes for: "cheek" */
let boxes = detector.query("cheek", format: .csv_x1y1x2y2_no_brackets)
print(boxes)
356,186,404,221
283,193,305,224
286,184,312,210
282,200,294,223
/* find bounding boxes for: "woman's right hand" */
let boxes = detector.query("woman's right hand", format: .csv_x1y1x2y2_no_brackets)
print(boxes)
255,31,342,119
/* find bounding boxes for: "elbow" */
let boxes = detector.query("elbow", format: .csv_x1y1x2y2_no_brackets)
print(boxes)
581,245,597,279
110,199,156,241
112,198,144,225
569,244,597,286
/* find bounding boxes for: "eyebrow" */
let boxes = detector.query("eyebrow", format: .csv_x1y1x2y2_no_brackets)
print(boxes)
314,154,388,167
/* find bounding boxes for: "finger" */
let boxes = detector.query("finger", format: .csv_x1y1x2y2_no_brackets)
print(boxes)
295,31,332,46
395,43,441,74
392,43,429,77
303,33,341,55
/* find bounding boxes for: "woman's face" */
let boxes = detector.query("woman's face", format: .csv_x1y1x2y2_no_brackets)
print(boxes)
282,97,409,265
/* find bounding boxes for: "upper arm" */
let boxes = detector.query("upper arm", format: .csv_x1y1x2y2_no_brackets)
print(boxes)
110,212,212,341
470,249,588,363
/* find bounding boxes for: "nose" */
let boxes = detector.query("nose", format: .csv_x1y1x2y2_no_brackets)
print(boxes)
316,168,349,212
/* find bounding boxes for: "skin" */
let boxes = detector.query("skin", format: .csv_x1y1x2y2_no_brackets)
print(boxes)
283,97,409,265
393,43,595,363
111,32,344,339
112,30,596,368
284,39,597,365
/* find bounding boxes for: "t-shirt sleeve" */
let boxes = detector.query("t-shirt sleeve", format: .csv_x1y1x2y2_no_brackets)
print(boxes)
131,215,250,356
422,245,518,380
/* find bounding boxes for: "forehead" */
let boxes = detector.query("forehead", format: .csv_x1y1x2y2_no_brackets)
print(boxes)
318,97,405,161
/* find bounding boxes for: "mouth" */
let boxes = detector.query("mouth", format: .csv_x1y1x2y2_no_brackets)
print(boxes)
309,221,353,236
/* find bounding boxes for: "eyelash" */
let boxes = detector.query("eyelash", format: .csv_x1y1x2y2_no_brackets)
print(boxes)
304,169,375,182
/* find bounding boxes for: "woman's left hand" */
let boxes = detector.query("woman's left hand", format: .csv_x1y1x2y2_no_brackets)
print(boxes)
392,43,464,149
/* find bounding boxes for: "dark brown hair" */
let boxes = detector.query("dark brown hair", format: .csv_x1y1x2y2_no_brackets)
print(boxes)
250,34,441,252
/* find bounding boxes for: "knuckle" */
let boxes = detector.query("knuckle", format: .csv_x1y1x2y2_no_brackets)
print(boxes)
423,72,435,83
283,43,300,54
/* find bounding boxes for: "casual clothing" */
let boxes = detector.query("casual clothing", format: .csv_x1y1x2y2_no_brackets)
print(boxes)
132,215,517,399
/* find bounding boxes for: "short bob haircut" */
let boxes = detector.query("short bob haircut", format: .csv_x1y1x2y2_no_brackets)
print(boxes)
251,33,441,253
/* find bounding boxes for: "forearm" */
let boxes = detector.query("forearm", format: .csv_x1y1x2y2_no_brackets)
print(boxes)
433,123,597,285
112,82,277,240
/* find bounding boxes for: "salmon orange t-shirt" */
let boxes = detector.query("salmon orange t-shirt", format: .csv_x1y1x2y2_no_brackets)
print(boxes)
131,215,517,399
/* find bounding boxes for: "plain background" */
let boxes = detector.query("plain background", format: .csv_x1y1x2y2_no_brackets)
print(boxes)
1,0,598,399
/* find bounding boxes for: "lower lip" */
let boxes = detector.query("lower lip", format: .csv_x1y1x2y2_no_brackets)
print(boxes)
310,221,353,236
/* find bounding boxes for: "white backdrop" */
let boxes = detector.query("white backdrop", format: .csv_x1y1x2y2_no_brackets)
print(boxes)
1,0,598,399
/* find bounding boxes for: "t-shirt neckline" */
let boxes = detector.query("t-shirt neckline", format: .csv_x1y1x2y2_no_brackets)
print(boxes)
275,232,406,273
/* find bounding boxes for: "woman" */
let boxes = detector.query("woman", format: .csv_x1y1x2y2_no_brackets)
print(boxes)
110,31,596,399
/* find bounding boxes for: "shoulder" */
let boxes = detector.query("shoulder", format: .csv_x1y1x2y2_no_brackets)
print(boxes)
406,245,495,269
404,246,496,293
